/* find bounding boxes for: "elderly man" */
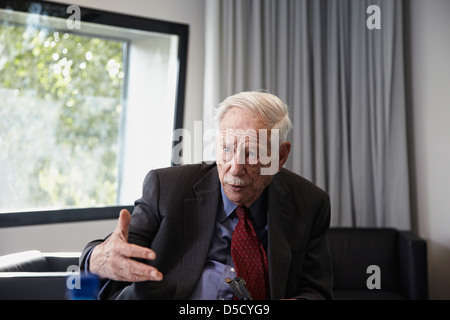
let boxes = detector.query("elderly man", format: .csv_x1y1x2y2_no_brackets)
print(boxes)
80,91,333,300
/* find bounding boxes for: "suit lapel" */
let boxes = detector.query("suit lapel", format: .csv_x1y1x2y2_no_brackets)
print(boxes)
175,166,221,299
267,173,295,299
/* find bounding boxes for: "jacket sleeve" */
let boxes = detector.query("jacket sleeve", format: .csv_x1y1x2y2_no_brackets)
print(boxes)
77,169,163,299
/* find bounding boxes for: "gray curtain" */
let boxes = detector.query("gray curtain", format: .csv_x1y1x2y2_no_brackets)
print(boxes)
203,0,411,229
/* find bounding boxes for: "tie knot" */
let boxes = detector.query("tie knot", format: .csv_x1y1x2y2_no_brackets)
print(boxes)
235,206,248,220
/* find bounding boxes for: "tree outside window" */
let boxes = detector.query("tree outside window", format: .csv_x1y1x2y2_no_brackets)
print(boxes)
0,22,125,211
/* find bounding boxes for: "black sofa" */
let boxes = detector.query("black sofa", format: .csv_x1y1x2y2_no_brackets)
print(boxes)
0,227,428,300
328,227,428,300
0,250,79,300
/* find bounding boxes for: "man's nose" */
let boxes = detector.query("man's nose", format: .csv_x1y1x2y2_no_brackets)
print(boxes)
229,149,246,176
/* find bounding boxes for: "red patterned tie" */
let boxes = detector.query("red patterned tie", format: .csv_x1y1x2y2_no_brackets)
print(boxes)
231,206,270,300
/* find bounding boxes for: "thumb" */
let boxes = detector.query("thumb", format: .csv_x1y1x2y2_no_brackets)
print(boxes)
115,209,131,241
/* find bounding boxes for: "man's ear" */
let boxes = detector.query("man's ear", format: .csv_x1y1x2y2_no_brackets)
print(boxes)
278,142,291,171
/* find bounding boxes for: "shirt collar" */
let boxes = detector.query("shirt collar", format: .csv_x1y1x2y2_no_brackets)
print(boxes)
219,184,268,228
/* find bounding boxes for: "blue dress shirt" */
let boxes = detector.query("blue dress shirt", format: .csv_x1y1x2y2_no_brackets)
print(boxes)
188,186,268,300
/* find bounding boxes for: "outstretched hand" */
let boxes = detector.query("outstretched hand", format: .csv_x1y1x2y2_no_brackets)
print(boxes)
89,209,163,282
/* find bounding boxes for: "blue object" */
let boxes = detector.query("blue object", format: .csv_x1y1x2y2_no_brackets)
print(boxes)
66,273,100,300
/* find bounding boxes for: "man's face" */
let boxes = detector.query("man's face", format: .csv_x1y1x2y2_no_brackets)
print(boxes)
216,107,290,208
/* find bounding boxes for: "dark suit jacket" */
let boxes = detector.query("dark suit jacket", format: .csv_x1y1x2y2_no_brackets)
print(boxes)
80,162,333,300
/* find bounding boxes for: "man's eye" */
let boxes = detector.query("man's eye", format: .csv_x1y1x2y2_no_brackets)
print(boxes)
249,150,257,158
223,146,231,153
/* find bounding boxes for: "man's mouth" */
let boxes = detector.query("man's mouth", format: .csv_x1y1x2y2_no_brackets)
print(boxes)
227,184,247,192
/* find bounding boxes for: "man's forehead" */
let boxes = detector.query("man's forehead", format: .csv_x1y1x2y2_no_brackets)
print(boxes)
222,128,258,138
220,107,267,129
218,128,271,142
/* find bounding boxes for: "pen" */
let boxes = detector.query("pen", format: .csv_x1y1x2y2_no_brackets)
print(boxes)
225,277,252,300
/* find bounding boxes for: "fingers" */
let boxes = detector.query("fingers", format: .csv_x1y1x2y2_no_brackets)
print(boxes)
114,210,156,260
89,208,164,282
105,241,163,282
119,258,163,282
114,209,132,241
119,241,157,261
90,240,163,282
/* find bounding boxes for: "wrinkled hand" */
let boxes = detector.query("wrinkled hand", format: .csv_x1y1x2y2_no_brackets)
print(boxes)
89,209,163,282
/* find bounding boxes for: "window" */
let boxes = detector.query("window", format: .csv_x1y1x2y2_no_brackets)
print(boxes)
0,0,188,226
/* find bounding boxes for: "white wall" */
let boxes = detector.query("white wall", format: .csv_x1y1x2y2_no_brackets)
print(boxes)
0,0,205,256
408,0,450,300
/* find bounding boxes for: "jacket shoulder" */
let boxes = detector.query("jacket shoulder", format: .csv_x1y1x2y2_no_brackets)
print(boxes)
151,162,217,181
143,162,218,197
276,168,328,197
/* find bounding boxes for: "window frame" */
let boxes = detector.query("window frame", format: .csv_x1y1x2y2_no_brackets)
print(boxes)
0,0,188,227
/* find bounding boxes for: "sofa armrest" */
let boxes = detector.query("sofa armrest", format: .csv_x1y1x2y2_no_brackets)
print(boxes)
0,272,71,300
43,252,81,271
398,231,428,300
0,250,49,272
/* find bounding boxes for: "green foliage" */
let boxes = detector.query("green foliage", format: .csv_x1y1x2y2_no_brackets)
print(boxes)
0,22,124,210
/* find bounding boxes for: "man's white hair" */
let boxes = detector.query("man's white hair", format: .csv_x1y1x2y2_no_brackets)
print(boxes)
214,91,293,144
